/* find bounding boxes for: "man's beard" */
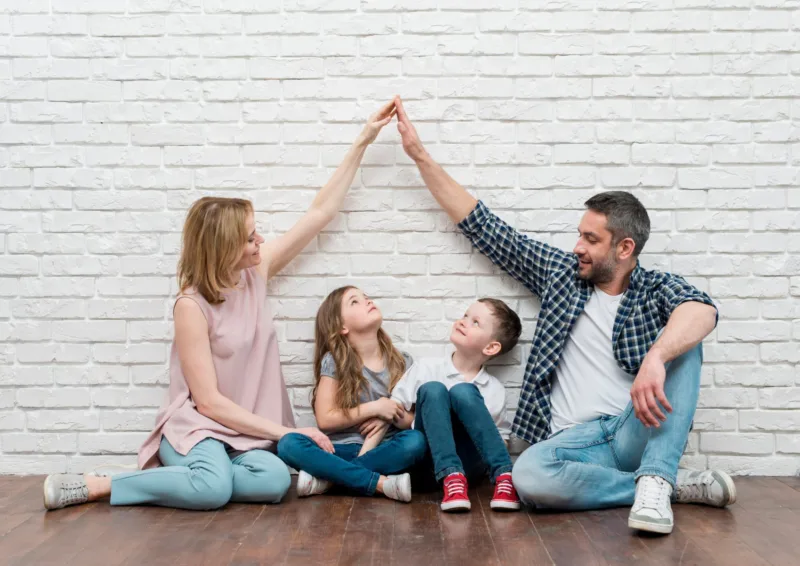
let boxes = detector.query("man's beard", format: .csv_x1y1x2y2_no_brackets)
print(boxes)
578,253,616,284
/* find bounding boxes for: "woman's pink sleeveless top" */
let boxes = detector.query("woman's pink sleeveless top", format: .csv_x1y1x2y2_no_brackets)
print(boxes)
137,267,296,469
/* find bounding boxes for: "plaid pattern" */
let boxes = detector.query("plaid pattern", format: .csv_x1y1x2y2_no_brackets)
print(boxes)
458,201,718,445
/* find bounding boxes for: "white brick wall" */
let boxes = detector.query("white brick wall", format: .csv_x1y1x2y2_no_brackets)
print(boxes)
0,0,798,477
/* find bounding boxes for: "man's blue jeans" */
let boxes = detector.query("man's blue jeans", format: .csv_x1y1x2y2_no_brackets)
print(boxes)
513,343,702,510
415,381,513,484
277,429,427,495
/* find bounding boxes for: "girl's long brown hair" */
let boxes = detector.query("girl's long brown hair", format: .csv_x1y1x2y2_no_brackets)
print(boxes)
178,197,252,305
312,286,407,411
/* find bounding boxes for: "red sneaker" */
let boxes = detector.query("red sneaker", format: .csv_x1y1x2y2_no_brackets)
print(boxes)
441,472,471,512
490,473,521,511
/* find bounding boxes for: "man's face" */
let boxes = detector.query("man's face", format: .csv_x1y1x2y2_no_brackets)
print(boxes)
573,210,618,284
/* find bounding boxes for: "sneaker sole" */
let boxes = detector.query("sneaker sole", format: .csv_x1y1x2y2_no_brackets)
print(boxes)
490,500,521,511
628,516,674,535
441,500,471,512
713,470,737,507
42,476,52,510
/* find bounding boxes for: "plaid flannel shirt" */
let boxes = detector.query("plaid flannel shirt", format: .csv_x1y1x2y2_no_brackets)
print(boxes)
458,201,718,445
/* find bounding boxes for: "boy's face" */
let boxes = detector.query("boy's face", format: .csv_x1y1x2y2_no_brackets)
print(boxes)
450,301,501,357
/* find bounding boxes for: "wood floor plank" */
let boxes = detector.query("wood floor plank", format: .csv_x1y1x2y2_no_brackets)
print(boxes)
390,488,445,566
575,508,663,565
529,511,607,566
672,504,770,566
229,493,302,566
733,477,800,511
611,507,719,566
337,496,395,566
474,483,553,566
1,475,800,566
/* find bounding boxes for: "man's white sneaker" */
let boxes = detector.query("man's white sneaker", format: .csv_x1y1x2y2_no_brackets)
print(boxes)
676,469,736,508
296,470,331,497
628,475,674,534
382,473,412,503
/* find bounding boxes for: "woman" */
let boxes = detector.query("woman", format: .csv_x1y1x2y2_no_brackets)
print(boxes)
42,100,398,511
276,286,428,502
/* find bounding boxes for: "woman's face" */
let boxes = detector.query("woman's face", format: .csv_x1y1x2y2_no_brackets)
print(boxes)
233,213,265,272
340,288,382,336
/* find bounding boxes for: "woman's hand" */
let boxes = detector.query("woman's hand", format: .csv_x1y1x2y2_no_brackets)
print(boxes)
371,397,405,421
355,99,397,147
293,427,335,453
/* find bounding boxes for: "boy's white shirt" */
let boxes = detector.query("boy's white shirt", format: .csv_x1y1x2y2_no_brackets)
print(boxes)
391,351,512,440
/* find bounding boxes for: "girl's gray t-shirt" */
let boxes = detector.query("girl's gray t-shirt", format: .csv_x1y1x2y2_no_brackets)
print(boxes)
320,351,413,445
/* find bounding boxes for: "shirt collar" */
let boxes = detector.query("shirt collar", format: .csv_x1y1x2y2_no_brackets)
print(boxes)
446,351,490,385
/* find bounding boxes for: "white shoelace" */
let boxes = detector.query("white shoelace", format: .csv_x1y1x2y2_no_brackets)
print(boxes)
495,479,514,496
633,476,670,514
59,480,89,506
676,475,712,503
444,477,466,498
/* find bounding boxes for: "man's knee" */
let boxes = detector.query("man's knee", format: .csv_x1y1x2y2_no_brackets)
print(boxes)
417,380,449,405
512,445,566,509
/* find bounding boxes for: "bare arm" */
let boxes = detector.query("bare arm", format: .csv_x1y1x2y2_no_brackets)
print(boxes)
313,375,404,433
631,301,718,428
174,298,334,452
357,424,389,457
395,97,477,224
258,100,396,281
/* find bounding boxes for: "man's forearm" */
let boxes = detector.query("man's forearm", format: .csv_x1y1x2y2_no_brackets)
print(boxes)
415,154,478,224
648,301,718,364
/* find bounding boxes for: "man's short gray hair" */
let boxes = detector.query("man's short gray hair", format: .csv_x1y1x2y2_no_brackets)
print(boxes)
584,191,651,256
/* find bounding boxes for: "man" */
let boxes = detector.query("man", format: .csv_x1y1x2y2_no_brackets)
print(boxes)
393,97,735,535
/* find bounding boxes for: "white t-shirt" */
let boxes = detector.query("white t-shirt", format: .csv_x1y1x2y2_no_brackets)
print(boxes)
549,287,635,436
391,353,512,440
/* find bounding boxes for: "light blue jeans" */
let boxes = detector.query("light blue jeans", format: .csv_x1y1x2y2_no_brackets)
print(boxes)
512,343,702,510
110,437,291,510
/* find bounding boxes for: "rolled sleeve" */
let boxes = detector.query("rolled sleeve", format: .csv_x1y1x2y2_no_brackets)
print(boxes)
658,275,719,327
457,200,571,298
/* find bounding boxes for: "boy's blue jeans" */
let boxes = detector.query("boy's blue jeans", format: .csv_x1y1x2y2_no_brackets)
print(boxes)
512,343,703,510
414,381,513,484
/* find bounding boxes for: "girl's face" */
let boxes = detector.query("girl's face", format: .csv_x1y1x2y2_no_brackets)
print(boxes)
233,213,265,272
340,288,382,336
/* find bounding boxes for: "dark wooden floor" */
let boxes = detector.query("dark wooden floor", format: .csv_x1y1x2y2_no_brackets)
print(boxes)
1,476,800,566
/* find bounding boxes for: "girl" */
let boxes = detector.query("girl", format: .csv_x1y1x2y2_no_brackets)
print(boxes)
277,287,427,501
42,100,397,511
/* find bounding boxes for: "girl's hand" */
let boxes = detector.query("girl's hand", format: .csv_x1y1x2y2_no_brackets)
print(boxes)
372,397,404,421
355,99,397,147
294,427,335,453
359,417,389,438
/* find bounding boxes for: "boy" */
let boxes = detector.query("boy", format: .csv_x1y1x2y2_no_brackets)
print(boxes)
386,298,523,512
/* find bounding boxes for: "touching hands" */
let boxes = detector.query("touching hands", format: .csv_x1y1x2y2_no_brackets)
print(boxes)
630,353,673,428
294,427,335,453
371,397,405,421
356,99,397,146
395,96,428,162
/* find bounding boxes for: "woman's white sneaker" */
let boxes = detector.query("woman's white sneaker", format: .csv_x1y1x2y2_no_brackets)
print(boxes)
296,470,331,497
43,474,90,511
382,473,412,503
628,475,674,534
676,469,736,508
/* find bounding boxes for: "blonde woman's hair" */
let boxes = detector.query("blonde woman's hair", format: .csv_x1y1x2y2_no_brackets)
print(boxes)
312,286,407,411
178,196,253,305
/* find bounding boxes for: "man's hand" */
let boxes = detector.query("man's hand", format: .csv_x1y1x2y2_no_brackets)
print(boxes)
395,96,428,162
630,353,672,428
